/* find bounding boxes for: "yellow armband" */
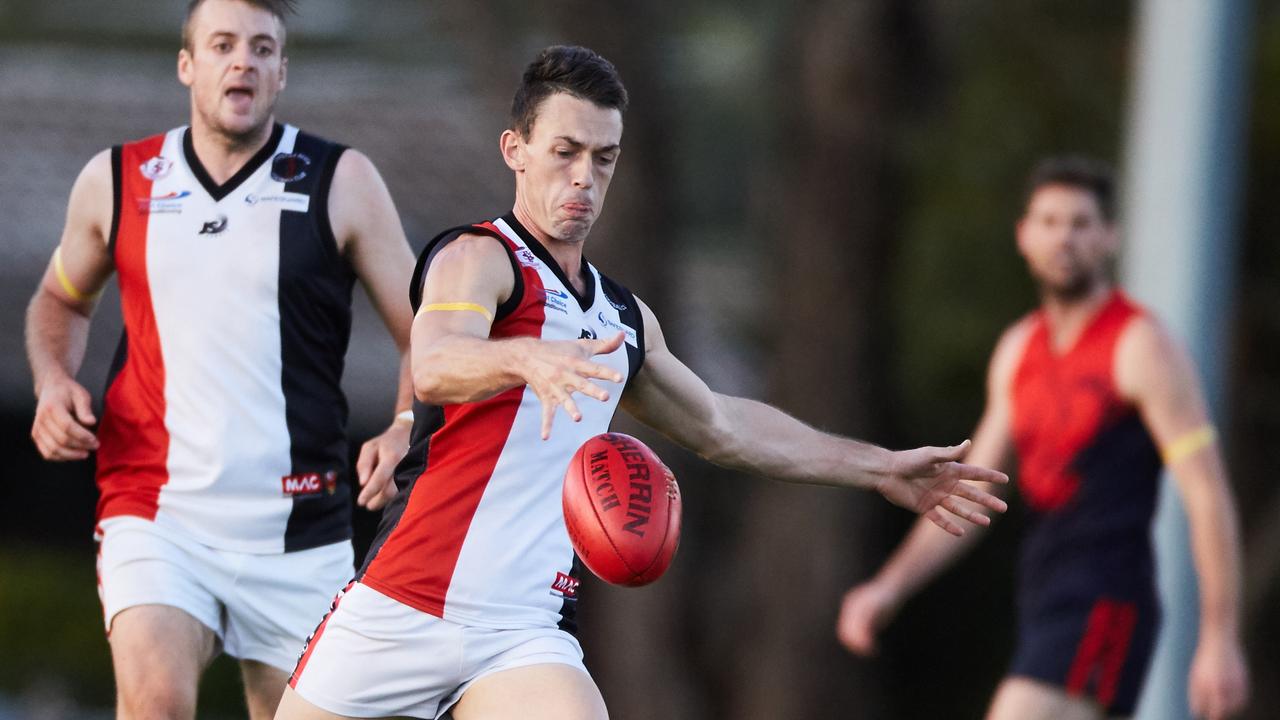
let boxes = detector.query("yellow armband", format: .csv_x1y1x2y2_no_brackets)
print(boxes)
417,302,494,323
54,246,94,302
1161,425,1217,466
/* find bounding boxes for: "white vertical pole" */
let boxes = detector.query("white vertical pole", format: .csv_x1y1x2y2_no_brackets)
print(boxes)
1120,1,1251,719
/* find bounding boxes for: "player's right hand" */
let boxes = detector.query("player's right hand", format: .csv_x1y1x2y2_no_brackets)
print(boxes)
519,332,625,440
836,580,902,657
31,374,99,461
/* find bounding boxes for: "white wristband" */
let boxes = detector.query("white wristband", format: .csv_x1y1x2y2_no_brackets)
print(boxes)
394,409,414,425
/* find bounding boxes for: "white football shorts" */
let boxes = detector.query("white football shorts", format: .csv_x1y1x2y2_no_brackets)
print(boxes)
96,515,354,672
289,582,589,719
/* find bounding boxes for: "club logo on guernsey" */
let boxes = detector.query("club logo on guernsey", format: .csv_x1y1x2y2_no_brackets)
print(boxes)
281,471,339,497
549,571,579,600
515,248,539,267
271,152,311,182
135,190,190,214
139,156,173,180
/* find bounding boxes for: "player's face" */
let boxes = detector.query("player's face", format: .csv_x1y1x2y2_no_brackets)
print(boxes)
178,0,287,143
1016,184,1116,300
504,92,623,244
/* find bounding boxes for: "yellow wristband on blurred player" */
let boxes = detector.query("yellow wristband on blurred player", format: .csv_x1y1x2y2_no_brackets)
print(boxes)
418,302,494,323
1161,425,1217,466
54,247,93,302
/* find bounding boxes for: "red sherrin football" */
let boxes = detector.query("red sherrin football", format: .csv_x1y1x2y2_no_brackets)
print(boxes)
562,433,681,587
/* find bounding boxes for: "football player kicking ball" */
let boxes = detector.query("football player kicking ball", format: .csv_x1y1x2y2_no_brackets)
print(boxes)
26,1,416,718
277,45,1009,720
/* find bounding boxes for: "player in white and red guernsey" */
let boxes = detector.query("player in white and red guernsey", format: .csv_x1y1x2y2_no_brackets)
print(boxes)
25,1,416,718
279,45,1012,720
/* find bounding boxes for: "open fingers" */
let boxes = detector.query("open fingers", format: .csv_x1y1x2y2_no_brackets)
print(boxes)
584,332,625,358
951,481,1009,513
946,460,1009,485
924,506,965,537
940,496,992,527
571,358,623,385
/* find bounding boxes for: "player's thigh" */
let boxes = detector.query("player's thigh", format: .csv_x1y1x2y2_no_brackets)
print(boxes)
274,686,414,720
986,676,1103,720
110,604,218,712
451,663,607,720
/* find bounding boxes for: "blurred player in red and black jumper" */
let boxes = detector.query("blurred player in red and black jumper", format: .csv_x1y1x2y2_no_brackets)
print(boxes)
25,1,417,717
837,157,1249,720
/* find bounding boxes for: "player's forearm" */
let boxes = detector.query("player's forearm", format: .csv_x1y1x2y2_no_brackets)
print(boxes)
703,394,893,490
1182,468,1244,638
876,514,988,598
393,351,413,413
412,334,530,405
25,289,91,396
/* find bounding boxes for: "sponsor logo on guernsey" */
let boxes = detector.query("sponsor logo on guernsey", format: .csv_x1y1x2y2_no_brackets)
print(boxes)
281,470,338,497
540,287,570,313
139,156,174,181
270,152,311,182
136,189,190,214
244,191,310,210
515,248,540,267
596,311,638,347
549,571,579,599
198,214,228,235
607,297,627,312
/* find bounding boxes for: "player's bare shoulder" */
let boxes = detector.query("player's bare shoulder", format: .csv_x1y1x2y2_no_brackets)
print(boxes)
327,148,397,253
1114,311,1192,401
420,231,517,302
988,313,1038,389
66,148,116,247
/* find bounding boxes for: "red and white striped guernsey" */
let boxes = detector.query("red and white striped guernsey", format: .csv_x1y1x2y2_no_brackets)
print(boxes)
359,214,646,632
96,123,356,554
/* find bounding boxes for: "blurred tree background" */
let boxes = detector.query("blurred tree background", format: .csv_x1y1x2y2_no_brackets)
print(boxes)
0,1,1275,718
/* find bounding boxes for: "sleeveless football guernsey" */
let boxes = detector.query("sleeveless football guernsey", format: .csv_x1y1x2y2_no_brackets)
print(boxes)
96,123,355,554
360,214,646,633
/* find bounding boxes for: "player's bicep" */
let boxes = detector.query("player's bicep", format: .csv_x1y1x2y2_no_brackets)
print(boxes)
1117,318,1211,447
412,235,514,347
330,151,415,346
43,150,115,311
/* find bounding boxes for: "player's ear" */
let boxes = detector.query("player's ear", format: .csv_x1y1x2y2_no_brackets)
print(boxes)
1014,216,1030,257
500,129,525,172
177,48,195,88
278,55,288,91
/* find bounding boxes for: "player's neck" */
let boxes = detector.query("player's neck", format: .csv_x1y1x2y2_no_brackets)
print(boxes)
510,202,589,295
188,116,277,185
1040,282,1114,352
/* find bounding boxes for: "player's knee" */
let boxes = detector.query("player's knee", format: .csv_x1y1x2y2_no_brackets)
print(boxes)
115,673,198,720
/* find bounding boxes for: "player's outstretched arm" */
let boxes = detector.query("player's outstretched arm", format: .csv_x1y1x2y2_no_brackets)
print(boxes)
410,235,624,440
26,149,115,461
330,150,418,510
620,297,1008,535
1117,316,1249,720
836,318,1027,656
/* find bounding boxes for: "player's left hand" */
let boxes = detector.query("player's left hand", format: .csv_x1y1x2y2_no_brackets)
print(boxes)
1189,632,1249,720
355,418,412,510
877,440,1009,536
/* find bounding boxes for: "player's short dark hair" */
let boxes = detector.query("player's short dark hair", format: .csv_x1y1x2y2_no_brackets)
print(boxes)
1024,155,1116,221
182,0,297,53
510,45,629,138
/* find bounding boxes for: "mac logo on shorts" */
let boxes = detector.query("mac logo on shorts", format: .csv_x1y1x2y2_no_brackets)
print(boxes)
549,571,579,599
